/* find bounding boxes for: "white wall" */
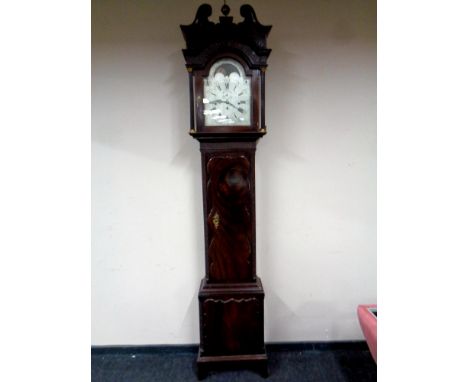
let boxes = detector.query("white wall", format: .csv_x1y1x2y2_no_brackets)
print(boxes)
92,0,376,345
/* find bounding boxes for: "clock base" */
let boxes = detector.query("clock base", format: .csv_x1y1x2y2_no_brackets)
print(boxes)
197,350,268,379
197,277,268,378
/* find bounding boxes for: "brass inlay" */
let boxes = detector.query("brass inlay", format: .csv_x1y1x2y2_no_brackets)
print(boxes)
212,212,220,229
187,67,193,72
260,128,266,133
261,67,267,72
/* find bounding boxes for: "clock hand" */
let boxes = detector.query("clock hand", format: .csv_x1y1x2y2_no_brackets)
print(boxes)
207,100,227,108
210,99,244,114
224,100,244,113
211,99,237,109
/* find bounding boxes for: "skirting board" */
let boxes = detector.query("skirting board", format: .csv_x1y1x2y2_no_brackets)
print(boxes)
91,341,369,355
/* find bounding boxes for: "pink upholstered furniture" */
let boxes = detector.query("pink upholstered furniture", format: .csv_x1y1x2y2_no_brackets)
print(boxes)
357,304,377,362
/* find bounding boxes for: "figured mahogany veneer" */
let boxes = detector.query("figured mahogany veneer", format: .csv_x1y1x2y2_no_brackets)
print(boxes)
205,151,253,282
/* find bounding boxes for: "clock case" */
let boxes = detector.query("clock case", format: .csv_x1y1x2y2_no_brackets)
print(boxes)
181,4,271,378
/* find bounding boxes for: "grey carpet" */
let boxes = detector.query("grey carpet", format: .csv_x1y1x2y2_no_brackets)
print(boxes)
92,344,376,382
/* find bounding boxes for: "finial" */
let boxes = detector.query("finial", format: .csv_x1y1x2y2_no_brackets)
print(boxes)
221,0,230,16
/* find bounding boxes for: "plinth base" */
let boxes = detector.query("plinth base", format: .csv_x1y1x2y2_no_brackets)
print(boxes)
197,350,268,379
197,277,268,379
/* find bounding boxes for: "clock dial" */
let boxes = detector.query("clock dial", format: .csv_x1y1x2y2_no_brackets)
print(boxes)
203,58,251,126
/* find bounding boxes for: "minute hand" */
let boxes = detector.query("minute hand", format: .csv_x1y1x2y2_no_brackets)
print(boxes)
211,99,243,112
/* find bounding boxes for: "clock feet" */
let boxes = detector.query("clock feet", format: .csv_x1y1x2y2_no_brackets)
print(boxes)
196,352,269,380
196,363,208,380
259,359,269,378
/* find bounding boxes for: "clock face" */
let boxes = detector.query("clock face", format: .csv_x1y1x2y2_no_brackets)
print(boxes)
203,58,251,126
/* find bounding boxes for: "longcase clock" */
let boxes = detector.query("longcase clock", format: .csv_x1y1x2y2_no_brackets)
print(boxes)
180,3,271,378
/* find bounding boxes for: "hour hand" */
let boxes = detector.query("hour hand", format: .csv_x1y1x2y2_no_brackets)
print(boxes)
211,99,236,109
209,100,243,113
210,99,224,105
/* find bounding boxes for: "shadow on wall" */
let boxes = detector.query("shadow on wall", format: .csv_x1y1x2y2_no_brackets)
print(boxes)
92,0,208,343
255,0,376,342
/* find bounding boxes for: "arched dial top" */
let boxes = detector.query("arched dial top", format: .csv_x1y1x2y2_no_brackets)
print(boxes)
203,58,251,126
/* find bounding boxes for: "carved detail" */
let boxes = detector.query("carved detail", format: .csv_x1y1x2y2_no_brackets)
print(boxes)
180,3,271,68
191,3,214,26
204,297,257,304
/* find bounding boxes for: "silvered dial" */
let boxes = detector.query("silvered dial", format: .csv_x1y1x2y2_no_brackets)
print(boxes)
203,58,251,126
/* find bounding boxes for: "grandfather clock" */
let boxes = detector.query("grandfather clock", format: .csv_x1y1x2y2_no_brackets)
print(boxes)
180,2,271,378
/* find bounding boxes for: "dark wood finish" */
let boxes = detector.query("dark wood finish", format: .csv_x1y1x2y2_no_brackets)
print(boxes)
199,278,265,355
188,71,195,132
181,4,271,379
203,145,256,282
261,69,266,130
197,277,268,379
